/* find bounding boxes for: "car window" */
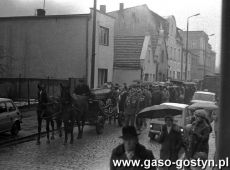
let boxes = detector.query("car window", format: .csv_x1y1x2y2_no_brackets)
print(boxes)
192,93,215,102
0,102,7,113
6,101,16,112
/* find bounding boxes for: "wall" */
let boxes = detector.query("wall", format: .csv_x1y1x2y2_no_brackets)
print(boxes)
141,35,156,82
113,69,141,86
0,16,89,79
109,5,168,81
181,49,192,80
0,78,68,100
109,5,159,36
166,16,183,80
180,31,216,80
154,35,168,81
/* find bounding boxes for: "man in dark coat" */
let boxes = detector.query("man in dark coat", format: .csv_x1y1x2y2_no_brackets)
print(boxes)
110,126,156,170
124,90,139,126
155,116,182,170
161,87,170,103
75,80,91,96
151,86,161,105
119,89,128,114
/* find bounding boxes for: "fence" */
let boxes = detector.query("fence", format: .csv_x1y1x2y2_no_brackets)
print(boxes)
0,76,86,106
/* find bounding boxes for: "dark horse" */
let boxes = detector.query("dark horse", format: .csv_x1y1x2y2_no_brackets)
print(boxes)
60,84,88,144
36,84,62,145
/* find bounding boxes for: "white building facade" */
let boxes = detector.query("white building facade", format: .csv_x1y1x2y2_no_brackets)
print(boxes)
88,8,115,88
165,16,184,80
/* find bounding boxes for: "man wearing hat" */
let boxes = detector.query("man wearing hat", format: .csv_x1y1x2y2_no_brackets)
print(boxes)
155,116,182,170
124,90,140,126
110,126,156,170
187,109,212,159
75,79,90,96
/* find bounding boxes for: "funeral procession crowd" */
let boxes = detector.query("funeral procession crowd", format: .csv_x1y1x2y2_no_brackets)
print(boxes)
0,1,220,170
47,80,215,170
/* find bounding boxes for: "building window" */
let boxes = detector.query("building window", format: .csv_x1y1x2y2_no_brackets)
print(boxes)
99,26,109,46
153,74,155,81
161,51,164,63
177,72,180,80
144,73,149,81
170,47,173,59
148,49,151,63
173,71,175,79
98,69,108,88
174,48,176,60
178,49,180,61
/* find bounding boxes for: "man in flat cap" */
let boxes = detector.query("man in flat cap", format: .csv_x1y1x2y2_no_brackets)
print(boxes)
110,126,156,170
155,116,182,170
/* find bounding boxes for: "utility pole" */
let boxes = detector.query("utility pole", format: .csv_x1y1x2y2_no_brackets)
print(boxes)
90,0,97,88
185,13,200,81
181,48,184,80
203,38,206,78
185,21,189,81
43,0,46,9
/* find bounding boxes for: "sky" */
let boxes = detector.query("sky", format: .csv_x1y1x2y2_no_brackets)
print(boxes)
0,0,222,71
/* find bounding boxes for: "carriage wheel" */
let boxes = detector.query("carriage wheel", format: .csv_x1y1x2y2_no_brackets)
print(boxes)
96,115,105,134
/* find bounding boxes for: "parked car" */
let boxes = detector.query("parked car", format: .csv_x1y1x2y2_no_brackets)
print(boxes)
0,98,22,136
136,102,189,140
190,91,217,104
137,102,218,141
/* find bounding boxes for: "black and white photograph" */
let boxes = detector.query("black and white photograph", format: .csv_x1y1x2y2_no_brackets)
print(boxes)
0,0,227,170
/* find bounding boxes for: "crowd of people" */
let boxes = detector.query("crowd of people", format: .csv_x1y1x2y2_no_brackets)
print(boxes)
105,81,196,128
70,80,214,169
106,82,215,170
110,109,213,170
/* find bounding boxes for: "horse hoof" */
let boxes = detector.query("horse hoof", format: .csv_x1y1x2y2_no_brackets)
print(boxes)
77,136,81,139
51,136,55,140
70,140,73,144
36,141,41,145
46,140,50,144
63,141,67,145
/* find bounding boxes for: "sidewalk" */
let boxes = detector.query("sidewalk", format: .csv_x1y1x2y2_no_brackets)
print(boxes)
0,110,49,140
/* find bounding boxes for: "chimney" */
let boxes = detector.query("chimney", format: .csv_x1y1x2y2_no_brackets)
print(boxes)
100,5,106,13
36,9,46,16
119,3,124,10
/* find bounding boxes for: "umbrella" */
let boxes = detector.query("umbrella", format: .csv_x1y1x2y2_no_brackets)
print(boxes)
137,104,186,119
188,102,218,111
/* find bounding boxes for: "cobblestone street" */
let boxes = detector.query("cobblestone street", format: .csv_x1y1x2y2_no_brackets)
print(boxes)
0,113,216,170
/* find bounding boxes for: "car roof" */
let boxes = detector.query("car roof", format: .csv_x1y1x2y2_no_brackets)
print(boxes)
0,98,12,102
195,91,215,95
160,102,189,109
191,100,216,104
183,82,196,85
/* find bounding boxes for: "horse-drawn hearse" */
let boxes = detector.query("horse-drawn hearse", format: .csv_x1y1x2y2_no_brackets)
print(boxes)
87,88,117,134
36,83,120,145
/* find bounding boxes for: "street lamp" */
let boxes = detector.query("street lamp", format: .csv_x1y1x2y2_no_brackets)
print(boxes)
185,13,200,81
203,33,215,77
91,0,97,88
